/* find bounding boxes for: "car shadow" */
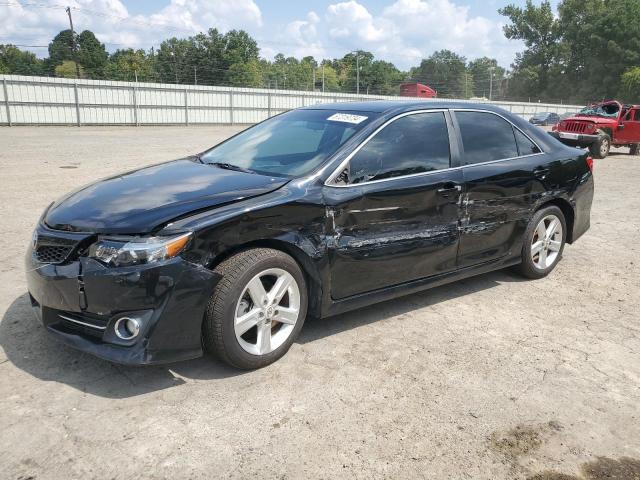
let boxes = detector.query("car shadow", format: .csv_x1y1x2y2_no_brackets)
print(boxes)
0,268,526,399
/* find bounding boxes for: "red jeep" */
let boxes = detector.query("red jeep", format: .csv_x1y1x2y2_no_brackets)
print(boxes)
551,100,640,158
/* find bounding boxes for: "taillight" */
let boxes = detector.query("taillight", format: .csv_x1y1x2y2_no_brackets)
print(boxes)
585,156,594,172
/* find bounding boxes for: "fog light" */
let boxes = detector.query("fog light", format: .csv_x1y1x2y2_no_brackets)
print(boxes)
114,317,140,340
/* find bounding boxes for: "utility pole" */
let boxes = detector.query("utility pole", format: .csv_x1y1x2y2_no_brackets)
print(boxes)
170,51,178,84
194,66,197,85
356,52,360,95
489,67,495,101
65,6,81,79
312,65,315,92
322,64,325,93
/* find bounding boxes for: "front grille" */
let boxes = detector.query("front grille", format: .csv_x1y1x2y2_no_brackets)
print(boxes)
35,245,72,263
564,121,588,133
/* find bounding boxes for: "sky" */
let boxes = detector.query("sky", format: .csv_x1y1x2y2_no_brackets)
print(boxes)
0,0,560,70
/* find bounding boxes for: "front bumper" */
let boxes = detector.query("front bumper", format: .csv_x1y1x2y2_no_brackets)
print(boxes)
549,131,599,148
26,228,219,365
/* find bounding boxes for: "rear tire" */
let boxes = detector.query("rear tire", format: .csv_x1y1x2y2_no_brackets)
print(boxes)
203,248,308,369
589,134,611,159
630,144,639,156
515,206,567,279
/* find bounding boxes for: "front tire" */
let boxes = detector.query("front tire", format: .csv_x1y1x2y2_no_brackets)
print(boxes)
203,248,308,369
589,134,611,159
515,206,566,279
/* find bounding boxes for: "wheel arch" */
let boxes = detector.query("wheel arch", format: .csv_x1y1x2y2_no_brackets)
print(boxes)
537,197,576,243
598,127,613,140
208,238,324,319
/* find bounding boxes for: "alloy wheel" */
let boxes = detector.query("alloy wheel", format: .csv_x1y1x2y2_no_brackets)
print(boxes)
531,214,563,269
600,138,610,156
234,268,301,355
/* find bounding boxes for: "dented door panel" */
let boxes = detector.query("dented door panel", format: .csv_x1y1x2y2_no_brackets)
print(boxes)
457,155,552,267
324,170,462,299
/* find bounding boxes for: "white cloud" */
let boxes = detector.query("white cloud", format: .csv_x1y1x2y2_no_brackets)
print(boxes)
279,11,326,59
281,0,522,69
0,0,263,53
0,0,521,69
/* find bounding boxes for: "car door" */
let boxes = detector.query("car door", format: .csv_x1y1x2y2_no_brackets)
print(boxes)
323,110,463,299
617,108,640,144
452,110,550,268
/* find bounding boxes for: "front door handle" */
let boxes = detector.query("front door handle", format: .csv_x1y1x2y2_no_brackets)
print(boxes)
437,183,462,196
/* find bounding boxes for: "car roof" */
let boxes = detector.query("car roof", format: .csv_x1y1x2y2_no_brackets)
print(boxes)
301,100,513,115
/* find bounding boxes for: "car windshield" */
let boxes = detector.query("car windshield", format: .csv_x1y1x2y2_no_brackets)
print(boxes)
578,103,620,118
200,109,377,178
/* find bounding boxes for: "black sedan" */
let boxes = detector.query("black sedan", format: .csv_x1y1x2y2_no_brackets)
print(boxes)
26,101,594,369
529,112,561,126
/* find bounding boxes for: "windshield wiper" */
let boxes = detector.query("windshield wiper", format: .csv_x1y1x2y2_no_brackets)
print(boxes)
209,162,256,174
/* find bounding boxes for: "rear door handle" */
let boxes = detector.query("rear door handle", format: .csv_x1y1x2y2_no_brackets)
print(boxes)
533,167,550,179
437,183,462,196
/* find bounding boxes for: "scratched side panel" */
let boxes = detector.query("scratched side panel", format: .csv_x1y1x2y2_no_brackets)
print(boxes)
457,156,543,266
457,153,576,267
324,171,462,299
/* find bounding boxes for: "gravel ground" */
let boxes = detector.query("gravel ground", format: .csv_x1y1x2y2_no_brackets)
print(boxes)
0,126,639,480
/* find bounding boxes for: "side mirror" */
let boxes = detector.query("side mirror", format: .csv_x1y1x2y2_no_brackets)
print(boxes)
618,124,625,131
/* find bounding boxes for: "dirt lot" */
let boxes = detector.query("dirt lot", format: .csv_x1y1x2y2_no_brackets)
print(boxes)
0,126,639,480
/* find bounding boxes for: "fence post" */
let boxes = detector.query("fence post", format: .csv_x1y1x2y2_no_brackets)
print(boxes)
184,88,189,126
267,91,272,118
132,85,138,126
73,82,81,126
229,90,234,125
2,79,11,126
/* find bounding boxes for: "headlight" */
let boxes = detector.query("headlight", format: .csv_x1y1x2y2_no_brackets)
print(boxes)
88,232,192,267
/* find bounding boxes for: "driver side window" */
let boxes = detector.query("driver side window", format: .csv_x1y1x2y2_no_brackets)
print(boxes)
347,112,451,184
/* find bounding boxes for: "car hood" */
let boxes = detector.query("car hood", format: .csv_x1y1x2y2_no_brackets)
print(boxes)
45,158,289,234
569,116,618,126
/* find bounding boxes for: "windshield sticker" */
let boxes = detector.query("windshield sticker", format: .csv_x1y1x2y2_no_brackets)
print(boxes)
327,113,368,124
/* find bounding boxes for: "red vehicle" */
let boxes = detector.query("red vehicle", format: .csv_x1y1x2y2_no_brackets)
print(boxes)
400,82,437,98
551,100,640,158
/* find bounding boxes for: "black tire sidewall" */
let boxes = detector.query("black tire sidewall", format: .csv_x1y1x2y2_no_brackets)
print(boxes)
519,206,567,279
215,251,307,369
590,134,610,159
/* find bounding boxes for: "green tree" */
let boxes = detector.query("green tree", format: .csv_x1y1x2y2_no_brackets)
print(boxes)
318,61,339,92
154,29,260,85
621,67,640,102
155,37,193,84
228,59,263,87
77,30,108,78
48,28,108,78
0,44,45,75
499,0,560,98
104,49,155,81
410,50,468,97
467,57,505,99
55,60,84,78
48,29,75,69
558,0,640,102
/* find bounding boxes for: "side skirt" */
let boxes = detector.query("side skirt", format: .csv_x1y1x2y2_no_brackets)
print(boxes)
322,255,521,318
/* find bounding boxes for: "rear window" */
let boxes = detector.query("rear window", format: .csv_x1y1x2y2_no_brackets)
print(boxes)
456,111,519,165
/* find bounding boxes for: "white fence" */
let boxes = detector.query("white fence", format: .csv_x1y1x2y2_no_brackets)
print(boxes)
0,74,582,126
